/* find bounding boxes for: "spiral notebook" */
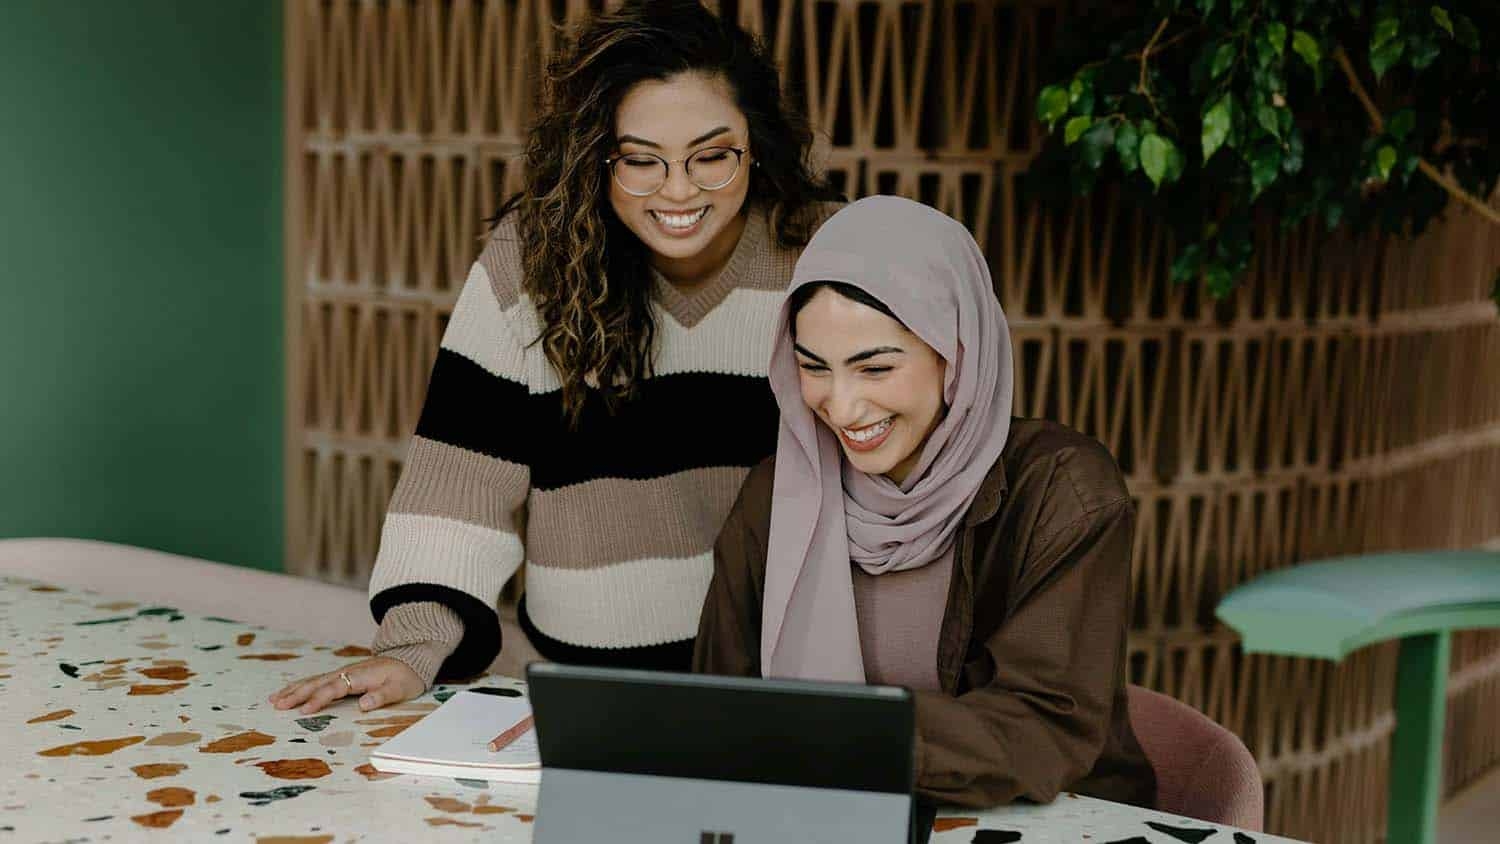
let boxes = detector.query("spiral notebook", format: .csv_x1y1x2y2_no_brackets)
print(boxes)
368,687,540,784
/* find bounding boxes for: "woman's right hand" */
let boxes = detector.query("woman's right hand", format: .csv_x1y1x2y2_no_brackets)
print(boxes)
268,656,425,715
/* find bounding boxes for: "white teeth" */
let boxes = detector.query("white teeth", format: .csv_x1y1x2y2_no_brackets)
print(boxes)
842,417,893,443
652,208,708,229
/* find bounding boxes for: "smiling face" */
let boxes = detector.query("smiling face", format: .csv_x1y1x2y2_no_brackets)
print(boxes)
608,71,753,287
792,286,947,486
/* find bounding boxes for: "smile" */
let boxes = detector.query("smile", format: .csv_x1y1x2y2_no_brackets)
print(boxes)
838,416,895,452
648,207,709,234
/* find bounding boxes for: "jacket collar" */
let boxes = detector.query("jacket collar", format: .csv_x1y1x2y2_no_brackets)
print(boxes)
963,454,1010,527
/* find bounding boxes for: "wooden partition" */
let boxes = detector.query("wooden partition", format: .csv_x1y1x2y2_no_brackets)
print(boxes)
282,2,1500,839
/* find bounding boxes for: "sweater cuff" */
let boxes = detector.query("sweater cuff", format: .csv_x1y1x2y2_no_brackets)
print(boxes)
373,601,465,690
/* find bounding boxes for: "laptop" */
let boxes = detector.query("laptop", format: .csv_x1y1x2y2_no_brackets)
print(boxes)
526,662,930,844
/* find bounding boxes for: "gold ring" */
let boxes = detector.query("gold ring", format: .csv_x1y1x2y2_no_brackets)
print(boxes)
339,671,353,693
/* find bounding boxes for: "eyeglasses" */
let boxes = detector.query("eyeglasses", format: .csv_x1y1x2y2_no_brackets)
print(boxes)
604,146,749,197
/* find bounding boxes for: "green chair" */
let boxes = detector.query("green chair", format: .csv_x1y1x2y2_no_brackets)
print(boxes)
1216,550,1500,844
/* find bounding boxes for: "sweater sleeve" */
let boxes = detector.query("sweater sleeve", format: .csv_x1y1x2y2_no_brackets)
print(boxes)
367,243,533,683
372,601,465,689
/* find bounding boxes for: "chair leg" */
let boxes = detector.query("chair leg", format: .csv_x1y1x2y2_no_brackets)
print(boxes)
1387,630,1450,844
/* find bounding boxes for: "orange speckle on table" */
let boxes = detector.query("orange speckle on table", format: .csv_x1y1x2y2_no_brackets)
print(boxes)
473,805,512,815
200,730,276,753
516,814,535,823
27,709,75,724
365,724,411,739
255,837,333,844
425,796,470,813
128,682,190,696
146,787,196,807
152,658,188,666
425,818,486,828
105,658,131,664
206,794,221,803
334,645,372,657
237,653,300,661
353,763,398,782
145,732,201,747
30,585,63,592
933,818,978,832
255,758,332,780
38,736,145,757
179,715,191,723
354,715,424,726
96,601,138,610
131,809,184,829
359,742,380,747
131,763,188,779
237,633,256,646
138,666,195,681
137,642,175,651
43,636,64,642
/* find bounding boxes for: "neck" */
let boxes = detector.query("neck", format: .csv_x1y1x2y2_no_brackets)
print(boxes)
650,209,749,291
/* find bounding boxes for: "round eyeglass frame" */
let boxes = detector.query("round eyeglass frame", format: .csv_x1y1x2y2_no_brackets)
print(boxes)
604,146,749,197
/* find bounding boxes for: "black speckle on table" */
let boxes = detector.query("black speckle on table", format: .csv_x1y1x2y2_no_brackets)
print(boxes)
971,831,1022,843
239,785,317,806
1233,835,1256,844
59,663,79,678
1144,821,1218,843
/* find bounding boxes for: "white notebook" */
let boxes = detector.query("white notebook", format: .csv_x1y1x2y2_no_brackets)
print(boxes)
368,687,540,784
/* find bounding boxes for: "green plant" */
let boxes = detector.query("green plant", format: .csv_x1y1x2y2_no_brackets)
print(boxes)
1030,0,1499,298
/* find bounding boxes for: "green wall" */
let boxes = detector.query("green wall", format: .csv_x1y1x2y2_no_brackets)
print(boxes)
0,2,283,570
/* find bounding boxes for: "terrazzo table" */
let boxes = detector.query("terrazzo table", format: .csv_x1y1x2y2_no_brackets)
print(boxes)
1,575,1302,843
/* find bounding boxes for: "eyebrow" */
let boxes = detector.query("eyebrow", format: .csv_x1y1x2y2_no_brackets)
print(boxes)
793,343,905,366
616,126,733,150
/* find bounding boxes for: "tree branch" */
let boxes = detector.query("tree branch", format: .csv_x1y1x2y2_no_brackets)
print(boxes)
1138,18,1172,124
1332,46,1500,227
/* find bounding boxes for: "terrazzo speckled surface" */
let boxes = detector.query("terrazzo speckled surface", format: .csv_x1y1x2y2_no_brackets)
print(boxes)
0,576,1303,843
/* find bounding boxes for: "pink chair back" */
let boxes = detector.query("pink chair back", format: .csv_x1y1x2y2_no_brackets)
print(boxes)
1127,684,1263,831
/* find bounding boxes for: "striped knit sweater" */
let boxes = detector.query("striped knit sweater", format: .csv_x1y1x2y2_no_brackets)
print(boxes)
368,203,838,687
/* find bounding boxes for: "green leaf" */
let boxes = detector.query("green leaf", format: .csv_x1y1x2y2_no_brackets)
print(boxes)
1409,36,1440,70
1202,96,1233,162
1165,142,1186,183
1081,122,1116,170
1205,263,1235,298
1371,17,1400,50
1141,134,1174,189
1265,22,1287,56
1387,108,1415,141
1256,103,1282,140
1370,38,1405,79
1431,6,1454,37
1251,143,1283,197
1453,13,1480,50
1211,42,1236,79
1376,145,1397,180
1116,122,1142,172
1170,244,1203,284
1198,0,1217,15
1292,30,1321,68
1068,74,1095,115
1064,116,1093,145
1037,84,1070,129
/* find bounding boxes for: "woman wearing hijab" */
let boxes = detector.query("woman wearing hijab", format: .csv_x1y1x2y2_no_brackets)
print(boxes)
693,196,1156,809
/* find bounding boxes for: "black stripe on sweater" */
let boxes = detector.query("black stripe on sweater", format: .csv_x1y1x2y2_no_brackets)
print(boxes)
416,348,779,490
370,583,500,682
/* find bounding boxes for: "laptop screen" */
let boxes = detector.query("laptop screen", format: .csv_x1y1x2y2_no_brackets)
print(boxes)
526,663,915,794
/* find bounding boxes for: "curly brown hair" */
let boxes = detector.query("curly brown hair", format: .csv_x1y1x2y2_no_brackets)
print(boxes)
493,0,838,425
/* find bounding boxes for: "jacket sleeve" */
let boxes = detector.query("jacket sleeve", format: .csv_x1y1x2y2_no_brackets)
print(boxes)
913,497,1136,807
692,471,767,678
367,253,532,684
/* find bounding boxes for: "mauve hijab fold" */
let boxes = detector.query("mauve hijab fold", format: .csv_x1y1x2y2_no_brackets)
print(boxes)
760,195,1014,682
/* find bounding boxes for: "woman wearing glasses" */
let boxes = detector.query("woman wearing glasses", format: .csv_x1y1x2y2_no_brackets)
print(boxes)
270,0,841,715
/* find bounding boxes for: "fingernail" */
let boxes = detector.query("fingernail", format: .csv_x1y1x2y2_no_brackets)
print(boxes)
359,696,373,709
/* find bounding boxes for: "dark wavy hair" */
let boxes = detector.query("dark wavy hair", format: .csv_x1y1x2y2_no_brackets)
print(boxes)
493,0,838,425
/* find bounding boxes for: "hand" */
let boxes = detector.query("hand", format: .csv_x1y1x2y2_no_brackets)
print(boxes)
268,656,425,715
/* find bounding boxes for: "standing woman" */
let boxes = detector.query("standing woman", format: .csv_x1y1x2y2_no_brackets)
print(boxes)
271,0,840,715
695,196,1155,808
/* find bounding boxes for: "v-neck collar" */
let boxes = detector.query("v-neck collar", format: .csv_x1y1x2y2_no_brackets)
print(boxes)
650,209,766,328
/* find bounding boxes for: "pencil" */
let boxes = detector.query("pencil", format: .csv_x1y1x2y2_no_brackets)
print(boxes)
486,714,534,752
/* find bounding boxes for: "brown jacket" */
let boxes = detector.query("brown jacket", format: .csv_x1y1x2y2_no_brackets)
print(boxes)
693,418,1156,809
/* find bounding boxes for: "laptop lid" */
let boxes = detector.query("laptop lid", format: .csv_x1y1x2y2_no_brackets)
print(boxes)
525,663,915,793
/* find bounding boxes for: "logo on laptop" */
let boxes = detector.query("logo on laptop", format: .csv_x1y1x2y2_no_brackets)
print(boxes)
699,833,734,844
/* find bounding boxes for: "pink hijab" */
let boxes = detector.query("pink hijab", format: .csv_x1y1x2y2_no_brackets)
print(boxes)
760,196,1014,682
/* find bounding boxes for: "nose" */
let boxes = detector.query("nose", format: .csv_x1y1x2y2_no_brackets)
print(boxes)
823,378,865,429
657,161,699,204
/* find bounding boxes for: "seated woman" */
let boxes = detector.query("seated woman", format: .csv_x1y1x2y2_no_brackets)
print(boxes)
693,195,1156,809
